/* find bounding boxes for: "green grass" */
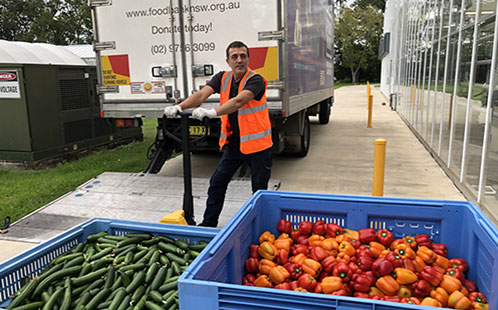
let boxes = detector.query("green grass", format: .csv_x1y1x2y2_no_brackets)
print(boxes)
334,82,355,89
0,118,158,223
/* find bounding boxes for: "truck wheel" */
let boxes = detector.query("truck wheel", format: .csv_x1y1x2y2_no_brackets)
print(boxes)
296,114,310,157
318,99,331,124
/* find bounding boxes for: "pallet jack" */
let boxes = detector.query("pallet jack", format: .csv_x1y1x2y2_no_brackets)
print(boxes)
158,111,209,226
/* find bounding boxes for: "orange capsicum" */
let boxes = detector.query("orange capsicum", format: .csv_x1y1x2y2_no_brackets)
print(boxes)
258,259,276,275
277,232,291,240
368,286,385,297
369,241,386,258
253,275,272,288
390,238,408,250
302,258,322,277
433,254,449,271
473,302,489,310
339,241,356,256
258,241,278,260
268,265,290,284
321,238,339,251
273,238,292,252
394,243,416,260
448,291,472,309
440,274,462,294
291,253,307,265
394,268,417,284
336,252,351,264
308,234,325,247
376,275,400,296
342,228,359,240
430,287,449,307
420,297,443,307
397,285,412,298
321,276,344,294
417,246,438,264
258,231,275,244
402,236,417,250
412,255,427,272
335,234,349,243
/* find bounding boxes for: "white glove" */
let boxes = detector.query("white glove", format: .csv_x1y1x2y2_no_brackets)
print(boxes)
163,105,182,117
192,107,217,120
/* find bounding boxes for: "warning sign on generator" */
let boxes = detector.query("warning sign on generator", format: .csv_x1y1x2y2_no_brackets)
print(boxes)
0,70,21,98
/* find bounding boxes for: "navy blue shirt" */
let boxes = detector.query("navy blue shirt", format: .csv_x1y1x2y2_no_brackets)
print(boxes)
207,71,265,145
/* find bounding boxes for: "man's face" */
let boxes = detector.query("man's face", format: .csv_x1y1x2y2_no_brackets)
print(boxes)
226,47,249,78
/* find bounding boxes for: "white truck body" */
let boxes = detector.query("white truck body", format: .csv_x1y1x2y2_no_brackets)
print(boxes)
91,0,334,158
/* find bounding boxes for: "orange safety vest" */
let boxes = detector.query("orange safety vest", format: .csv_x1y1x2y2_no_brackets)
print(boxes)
219,70,273,154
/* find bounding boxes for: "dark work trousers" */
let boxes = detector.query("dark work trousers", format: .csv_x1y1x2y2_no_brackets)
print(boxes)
201,144,273,227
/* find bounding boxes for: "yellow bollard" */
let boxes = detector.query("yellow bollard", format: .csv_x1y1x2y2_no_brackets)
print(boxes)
367,95,373,128
367,81,371,108
372,139,386,196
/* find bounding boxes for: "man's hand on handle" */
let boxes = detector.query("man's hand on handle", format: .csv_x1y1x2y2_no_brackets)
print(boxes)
164,105,182,117
192,108,217,120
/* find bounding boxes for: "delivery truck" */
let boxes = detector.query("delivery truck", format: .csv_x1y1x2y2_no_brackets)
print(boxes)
90,0,334,172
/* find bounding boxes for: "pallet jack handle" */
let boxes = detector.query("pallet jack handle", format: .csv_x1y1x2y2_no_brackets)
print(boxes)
162,111,209,225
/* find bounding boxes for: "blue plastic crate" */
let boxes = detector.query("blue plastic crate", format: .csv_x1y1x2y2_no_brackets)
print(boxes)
0,217,219,308
180,191,498,310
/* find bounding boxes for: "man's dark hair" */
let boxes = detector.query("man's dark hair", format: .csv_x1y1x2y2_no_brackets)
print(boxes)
226,41,249,59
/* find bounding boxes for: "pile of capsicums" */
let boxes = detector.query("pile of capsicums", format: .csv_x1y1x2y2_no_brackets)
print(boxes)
242,219,488,309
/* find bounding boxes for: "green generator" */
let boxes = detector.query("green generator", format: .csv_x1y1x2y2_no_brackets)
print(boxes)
0,41,142,164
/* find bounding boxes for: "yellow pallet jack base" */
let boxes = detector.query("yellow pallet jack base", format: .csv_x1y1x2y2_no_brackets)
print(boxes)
160,209,188,225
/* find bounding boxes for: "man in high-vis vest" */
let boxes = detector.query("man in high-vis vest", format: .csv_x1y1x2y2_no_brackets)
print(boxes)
164,41,273,227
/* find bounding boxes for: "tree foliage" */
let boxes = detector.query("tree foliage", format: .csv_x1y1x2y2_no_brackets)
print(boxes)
335,5,383,83
354,0,386,12
0,0,92,45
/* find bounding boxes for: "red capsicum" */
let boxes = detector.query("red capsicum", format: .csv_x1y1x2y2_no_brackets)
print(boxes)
415,233,432,247
420,265,443,286
284,262,303,280
291,244,308,256
275,249,289,265
312,220,326,235
377,229,394,247
446,267,465,283
244,257,259,273
469,292,487,304
290,229,301,241
401,297,421,305
348,238,361,249
351,274,371,292
383,296,402,303
430,243,448,257
412,279,432,297
249,244,259,258
326,223,343,237
356,245,373,257
321,256,337,273
274,282,291,290
449,258,469,273
298,221,312,235
372,257,393,277
277,219,292,234
242,274,255,285
385,251,403,268
359,228,377,244
402,258,416,272
464,279,477,292
356,255,374,272
297,273,317,291
333,262,353,282
310,246,328,261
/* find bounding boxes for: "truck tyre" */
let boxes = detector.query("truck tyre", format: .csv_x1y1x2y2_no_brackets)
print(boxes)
296,114,310,157
318,99,331,124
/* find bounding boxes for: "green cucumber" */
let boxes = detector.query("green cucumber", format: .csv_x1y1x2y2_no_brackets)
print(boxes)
32,265,82,297
149,267,167,291
71,267,108,287
158,242,182,255
131,285,146,304
86,232,108,242
109,288,126,310
148,290,163,303
188,243,208,251
89,247,113,261
174,239,189,250
42,287,64,310
117,295,131,310
165,253,187,266
171,261,180,275
84,288,111,310
9,301,44,310
158,280,177,294
144,301,163,310
104,266,116,289
125,271,145,293
145,263,159,284
7,278,38,309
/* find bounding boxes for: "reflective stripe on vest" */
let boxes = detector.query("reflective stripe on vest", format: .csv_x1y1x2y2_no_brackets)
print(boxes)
238,103,268,116
220,132,227,140
242,71,256,89
240,128,272,143
221,72,233,93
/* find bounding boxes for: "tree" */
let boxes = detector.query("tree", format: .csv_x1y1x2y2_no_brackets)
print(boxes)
354,0,386,12
335,5,383,84
0,0,92,45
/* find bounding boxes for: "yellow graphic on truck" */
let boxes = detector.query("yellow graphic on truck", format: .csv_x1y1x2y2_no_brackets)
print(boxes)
101,55,131,85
